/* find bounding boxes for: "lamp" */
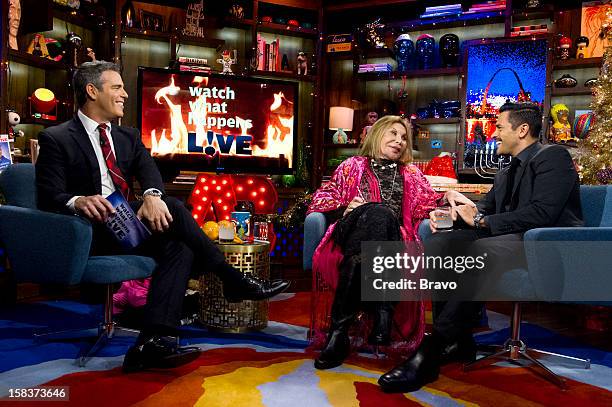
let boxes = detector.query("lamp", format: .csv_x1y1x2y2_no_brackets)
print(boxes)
29,88,58,120
329,106,354,144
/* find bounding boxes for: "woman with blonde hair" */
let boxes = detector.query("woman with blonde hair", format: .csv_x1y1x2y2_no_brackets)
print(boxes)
308,115,470,369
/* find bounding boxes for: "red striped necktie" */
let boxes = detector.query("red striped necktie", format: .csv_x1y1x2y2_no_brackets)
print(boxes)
98,123,130,200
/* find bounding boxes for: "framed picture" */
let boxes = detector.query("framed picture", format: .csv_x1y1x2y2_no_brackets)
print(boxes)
140,10,165,32
461,37,549,170
581,1,612,58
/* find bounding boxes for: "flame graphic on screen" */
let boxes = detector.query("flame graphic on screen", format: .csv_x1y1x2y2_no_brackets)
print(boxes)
148,76,294,167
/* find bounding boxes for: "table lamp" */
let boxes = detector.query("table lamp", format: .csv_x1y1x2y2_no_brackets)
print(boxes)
329,106,354,144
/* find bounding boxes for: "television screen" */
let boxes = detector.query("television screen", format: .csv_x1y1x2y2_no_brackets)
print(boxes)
137,67,297,174
462,38,548,170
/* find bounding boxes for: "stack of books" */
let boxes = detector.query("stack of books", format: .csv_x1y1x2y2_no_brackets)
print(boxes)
257,34,283,72
358,63,392,73
511,24,548,36
465,0,506,13
420,3,462,18
176,56,211,73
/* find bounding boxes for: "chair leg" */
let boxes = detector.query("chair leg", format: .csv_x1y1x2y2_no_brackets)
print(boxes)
464,302,586,390
37,285,142,367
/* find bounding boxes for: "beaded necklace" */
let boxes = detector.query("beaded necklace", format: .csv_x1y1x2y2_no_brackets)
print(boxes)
370,158,398,201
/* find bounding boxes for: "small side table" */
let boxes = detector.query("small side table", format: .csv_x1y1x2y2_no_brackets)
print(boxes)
199,241,270,332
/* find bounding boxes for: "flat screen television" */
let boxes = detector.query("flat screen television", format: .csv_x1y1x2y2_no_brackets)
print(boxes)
137,67,298,175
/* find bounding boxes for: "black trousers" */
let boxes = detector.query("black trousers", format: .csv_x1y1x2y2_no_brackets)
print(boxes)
424,228,525,343
92,196,244,334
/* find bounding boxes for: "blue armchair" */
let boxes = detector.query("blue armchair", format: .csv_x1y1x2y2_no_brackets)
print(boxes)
0,164,156,366
465,185,612,388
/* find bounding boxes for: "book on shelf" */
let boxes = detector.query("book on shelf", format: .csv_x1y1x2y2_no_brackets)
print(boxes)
104,191,151,249
425,4,462,12
257,33,266,71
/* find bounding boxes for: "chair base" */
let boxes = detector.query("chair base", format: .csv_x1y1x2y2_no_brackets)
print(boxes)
34,285,141,367
464,303,590,390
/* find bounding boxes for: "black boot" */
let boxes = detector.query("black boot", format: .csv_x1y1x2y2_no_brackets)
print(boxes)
368,303,394,346
439,331,476,365
313,315,353,370
378,333,442,393
314,255,361,370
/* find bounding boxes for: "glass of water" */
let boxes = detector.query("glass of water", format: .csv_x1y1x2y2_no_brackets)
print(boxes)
433,207,453,231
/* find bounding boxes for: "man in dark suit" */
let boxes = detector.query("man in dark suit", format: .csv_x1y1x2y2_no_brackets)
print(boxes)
35,61,289,373
378,102,583,392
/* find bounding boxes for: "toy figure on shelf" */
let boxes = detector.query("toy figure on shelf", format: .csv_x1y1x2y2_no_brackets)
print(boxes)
558,35,572,60
576,36,589,59
439,33,460,67
66,32,83,67
394,33,414,72
7,110,24,139
297,52,308,75
549,104,578,144
360,111,378,144
229,3,244,19
8,0,21,50
217,49,237,74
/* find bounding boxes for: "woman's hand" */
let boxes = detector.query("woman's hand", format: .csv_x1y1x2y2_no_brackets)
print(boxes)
443,190,476,220
343,196,365,217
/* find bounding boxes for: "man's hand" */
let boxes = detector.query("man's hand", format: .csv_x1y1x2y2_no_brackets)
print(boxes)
444,190,476,220
75,195,115,223
453,204,479,227
343,196,365,217
137,196,173,232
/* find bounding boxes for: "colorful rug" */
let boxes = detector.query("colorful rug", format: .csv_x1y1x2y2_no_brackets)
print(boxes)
1,293,611,406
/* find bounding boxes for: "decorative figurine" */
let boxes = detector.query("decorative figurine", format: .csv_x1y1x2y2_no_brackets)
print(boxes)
364,18,385,48
183,0,206,38
7,110,24,139
526,0,541,8
229,3,244,19
554,74,577,88
8,0,21,50
66,32,83,67
217,49,237,74
558,35,572,60
439,33,460,67
297,52,307,75
416,34,435,69
585,78,598,88
121,0,137,28
576,36,589,59
360,111,378,144
549,104,577,143
394,33,414,72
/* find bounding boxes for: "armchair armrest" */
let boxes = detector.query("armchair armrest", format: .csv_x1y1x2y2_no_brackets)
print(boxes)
523,227,612,303
0,206,93,285
303,212,327,270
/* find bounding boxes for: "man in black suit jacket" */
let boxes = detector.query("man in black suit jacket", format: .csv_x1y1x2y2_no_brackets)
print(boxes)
35,61,289,373
378,102,583,392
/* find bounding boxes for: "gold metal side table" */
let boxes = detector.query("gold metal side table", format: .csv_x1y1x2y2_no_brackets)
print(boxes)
199,241,270,332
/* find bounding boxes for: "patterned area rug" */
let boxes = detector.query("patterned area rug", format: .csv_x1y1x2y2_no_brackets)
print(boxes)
1,293,611,406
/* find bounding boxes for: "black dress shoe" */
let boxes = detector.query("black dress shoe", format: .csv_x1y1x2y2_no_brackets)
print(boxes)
122,335,201,373
378,334,441,393
314,329,351,370
223,276,290,303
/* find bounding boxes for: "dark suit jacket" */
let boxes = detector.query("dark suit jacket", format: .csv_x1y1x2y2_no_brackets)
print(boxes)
476,143,583,236
36,117,164,214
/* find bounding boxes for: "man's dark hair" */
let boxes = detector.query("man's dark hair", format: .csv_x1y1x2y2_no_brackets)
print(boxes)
499,102,542,139
73,61,121,107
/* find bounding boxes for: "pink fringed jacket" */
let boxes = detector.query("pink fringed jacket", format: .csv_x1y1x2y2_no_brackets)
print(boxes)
307,156,442,357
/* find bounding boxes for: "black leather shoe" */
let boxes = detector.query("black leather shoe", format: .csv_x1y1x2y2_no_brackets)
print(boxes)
122,335,201,373
439,333,476,365
378,334,441,393
224,276,290,303
368,306,393,346
314,329,351,370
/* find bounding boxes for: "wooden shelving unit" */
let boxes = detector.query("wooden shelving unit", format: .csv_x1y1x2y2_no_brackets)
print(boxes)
8,49,66,70
357,67,461,80
551,86,593,97
257,21,318,39
553,57,603,69
415,118,461,125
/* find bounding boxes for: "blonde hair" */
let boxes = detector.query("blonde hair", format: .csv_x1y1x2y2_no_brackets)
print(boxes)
359,115,413,164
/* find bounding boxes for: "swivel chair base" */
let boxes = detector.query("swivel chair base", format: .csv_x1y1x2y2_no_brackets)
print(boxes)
464,303,590,390
34,285,143,367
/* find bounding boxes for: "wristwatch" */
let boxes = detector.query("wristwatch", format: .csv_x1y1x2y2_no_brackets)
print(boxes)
473,212,486,229
143,189,163,198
